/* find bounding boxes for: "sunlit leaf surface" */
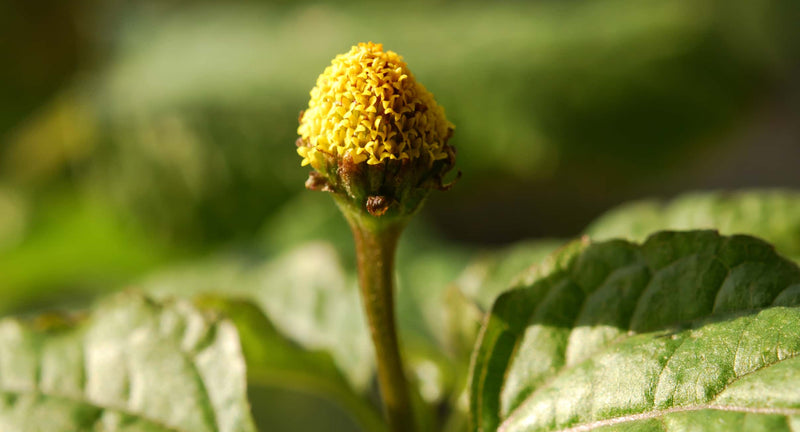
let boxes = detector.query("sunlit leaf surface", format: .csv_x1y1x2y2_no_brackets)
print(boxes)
470,231,800,431
0,293,257,432
588,190,800,260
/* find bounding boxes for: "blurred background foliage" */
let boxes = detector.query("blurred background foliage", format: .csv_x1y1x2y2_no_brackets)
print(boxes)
1,0,799,430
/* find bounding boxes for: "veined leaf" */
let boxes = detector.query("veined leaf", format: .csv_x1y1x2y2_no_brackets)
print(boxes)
143,249,385,432
439,239,571,391
470,230,800,432
587,190,800,259
144,242,374,392
0,292,256,432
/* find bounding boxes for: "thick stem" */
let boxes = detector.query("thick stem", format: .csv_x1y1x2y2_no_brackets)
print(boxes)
350,219,416,432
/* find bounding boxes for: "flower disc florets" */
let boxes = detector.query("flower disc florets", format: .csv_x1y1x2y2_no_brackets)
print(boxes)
298,42,453,167
297,42,456,221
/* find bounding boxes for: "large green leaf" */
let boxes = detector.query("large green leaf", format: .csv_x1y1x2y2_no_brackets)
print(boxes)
144,242,374,392
439,239,569,387
470,230,800,431
0,292,257,432
587,190,800,259
143,245,385,431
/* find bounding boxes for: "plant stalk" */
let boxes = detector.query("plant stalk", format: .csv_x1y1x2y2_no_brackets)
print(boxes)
350,218,415,432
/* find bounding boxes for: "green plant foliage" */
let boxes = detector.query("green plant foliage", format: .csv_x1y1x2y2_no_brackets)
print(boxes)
0,292,256,432
144,243,374,392
259,193,473,348
140,241,472,431
440,239,570,373
470,230,800,432
142,237,474,404
200,298,385,432
143,191,475,399
587,190,800,259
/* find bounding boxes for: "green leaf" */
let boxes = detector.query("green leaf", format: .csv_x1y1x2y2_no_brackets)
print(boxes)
0,292,257,432
142,235,385,431
587,190,800,259
246,243,375,391
199,297,386,432
439,239,570,386
469,230,800,432
260,192,477,365
145,242,374,392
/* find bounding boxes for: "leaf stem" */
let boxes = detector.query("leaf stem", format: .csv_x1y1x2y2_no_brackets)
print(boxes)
349,217,416,432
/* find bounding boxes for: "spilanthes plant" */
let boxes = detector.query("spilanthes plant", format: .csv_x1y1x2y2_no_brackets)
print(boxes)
297,42,457,432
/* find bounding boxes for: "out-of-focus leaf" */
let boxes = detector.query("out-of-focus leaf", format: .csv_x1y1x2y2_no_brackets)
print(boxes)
454,239,568,313
259,192,354,260
144,242,374,392
587,189,800,259
395,242,475,426
248,243,374,390
200,297,385,432
144,236,471,391
437,238,570,386
470,230,800,432
0,292,257,432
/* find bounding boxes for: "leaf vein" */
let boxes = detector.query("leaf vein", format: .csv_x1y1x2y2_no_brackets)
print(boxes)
553,404,800,432
711,350,800,402
182,339,219,431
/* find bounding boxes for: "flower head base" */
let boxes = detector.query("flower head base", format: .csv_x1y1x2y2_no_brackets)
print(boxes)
297,43,457,223
297,42,453,167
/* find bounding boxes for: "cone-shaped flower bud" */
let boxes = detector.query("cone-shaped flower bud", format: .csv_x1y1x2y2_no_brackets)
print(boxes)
297,42,456,223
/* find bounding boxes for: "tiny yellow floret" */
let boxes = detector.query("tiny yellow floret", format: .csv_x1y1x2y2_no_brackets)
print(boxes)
298,42,454,166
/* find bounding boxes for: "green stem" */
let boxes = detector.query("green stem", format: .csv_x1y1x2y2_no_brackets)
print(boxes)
349,217,416,432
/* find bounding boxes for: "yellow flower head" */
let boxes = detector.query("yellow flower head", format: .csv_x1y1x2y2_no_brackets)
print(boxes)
297,42,454,167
